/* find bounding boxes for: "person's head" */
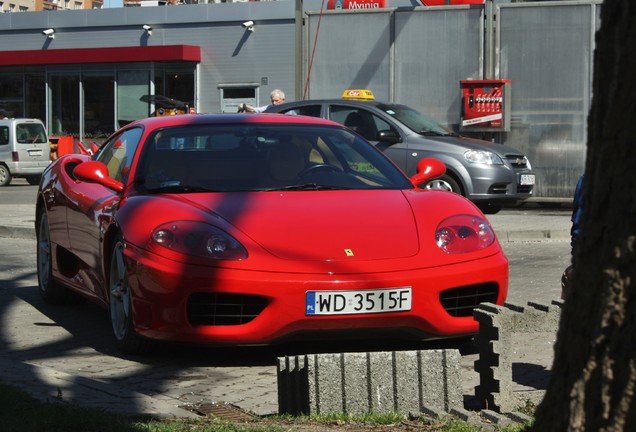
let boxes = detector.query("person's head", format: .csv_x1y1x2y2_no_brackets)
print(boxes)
270,89,285,106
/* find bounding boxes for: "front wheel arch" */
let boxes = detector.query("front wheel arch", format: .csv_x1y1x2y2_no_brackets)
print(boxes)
420,173,464,196
107,233,150,354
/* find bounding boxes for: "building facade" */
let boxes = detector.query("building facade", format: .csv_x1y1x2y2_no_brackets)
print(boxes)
0,0,103,12
0,0,600,199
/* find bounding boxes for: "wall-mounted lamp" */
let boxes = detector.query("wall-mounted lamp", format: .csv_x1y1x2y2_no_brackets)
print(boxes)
42,28,55,39
142,24,152,36
242,20,255,32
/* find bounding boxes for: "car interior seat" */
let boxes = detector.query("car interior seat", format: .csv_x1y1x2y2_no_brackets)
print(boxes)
267,141,306,183
344,112,375,141
146,149,187,188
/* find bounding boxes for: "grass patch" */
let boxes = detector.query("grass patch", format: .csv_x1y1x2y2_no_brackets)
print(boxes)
0,382,531,432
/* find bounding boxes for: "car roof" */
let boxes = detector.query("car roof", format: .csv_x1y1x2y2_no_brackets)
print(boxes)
269,99,386,110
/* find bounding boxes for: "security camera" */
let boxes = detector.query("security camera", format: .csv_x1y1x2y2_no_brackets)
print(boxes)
42,28,55,38
242,21,255,30
143,25,152,31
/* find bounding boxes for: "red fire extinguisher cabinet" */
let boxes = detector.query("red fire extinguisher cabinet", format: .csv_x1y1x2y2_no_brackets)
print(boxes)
460,79,511,132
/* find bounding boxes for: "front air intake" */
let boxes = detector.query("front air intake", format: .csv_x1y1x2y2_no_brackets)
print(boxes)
440,283,499,317
187,293,268,326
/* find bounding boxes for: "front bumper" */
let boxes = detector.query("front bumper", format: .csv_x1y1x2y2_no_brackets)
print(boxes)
466,165,534,203
124,244,509,345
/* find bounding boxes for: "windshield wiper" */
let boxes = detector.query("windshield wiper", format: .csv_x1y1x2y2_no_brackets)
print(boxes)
265,183,347,191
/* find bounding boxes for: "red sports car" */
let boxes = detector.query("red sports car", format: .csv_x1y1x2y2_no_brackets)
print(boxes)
35,114,508,353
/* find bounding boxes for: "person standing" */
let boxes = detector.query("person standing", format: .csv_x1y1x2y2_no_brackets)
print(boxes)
239,89,285,113
561,174,584,299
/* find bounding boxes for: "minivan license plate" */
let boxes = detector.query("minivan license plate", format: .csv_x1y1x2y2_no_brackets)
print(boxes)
306,287,412,315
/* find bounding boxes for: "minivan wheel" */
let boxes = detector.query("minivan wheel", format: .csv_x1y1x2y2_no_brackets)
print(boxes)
422,174,461,195
0,165,12,186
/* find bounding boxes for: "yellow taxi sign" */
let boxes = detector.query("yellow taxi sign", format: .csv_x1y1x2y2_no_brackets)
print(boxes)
341,89,375,101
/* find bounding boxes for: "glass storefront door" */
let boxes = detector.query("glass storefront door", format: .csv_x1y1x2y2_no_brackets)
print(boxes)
49,74,80,137
83,73,115,143
117,70,150,129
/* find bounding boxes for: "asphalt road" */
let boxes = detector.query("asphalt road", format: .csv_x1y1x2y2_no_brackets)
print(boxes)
0,180,572,417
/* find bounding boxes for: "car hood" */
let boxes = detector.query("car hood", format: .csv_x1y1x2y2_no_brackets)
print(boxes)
410,133,526,156
180,190,419,261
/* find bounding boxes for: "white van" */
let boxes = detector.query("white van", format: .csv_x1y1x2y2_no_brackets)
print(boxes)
0,118,51,186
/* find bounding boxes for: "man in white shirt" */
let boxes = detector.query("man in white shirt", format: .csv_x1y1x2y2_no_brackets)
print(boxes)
239,89,285,113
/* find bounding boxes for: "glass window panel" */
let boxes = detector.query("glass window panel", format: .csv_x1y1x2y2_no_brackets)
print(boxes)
49,74,80,137
83,73,115,142
118,70,149,128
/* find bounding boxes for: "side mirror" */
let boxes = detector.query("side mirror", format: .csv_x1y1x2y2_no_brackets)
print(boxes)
409,158,446,188
73,161,124,192
376,130,402,144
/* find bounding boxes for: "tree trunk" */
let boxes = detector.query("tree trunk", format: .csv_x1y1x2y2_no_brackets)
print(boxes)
531,1,636,430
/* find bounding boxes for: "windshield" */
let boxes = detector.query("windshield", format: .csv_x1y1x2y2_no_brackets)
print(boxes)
136,123,413,193
376,103,455,136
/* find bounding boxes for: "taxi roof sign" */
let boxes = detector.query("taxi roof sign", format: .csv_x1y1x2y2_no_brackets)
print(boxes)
341,89,375,101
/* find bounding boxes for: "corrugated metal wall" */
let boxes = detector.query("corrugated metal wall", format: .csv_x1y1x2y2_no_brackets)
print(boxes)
304,1,601,199
497,1,600,199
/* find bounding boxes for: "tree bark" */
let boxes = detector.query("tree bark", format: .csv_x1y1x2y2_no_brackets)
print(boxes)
531,1,636,431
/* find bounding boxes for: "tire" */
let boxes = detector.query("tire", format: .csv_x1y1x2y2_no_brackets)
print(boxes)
37,209,71,303
422,174,461,195
476,203,503,215
0,164,11,186
26,175,41,185
109,235,149,354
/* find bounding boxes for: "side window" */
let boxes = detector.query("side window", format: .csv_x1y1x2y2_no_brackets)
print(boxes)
282,105,321,118
329,106,379,141
0,127,8,145
97,127,143,182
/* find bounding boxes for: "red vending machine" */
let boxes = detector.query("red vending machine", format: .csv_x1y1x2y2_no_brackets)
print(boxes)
460,79,511,132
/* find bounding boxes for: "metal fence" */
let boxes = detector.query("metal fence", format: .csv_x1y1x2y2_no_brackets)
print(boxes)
304,1,602,200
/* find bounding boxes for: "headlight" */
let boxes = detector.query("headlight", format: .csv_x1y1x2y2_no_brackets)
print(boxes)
464,150,503,165
435,215,495,254
151,221,247,260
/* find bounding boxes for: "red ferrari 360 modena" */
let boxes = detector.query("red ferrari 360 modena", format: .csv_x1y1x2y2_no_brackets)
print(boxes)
35,113,508,353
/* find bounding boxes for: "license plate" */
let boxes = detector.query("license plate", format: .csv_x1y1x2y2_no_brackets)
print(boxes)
305,287,412,316
28,150,43,157
519,174,535,186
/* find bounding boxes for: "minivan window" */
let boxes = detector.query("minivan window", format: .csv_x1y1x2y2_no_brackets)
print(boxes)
16,123,48,144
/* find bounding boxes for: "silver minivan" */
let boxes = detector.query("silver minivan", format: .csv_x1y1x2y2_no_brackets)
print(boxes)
0,118,51,186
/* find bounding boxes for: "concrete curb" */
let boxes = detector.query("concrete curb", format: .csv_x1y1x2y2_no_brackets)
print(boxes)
0,225,36,240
